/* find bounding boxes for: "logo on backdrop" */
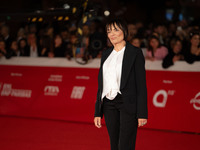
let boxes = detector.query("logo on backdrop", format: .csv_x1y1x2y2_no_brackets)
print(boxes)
0,83,32,98
44,86,59,96
153,89,175,108
70,86,86,99
48,75,63,82
10,72,23,77
75,76,90,80
190,92,200,110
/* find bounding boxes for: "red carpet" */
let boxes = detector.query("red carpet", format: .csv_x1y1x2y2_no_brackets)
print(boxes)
0,116,199,150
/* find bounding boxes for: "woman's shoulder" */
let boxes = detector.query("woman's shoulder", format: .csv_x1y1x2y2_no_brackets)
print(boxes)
126,42,141,53
102,46,113,55
159,45,168,51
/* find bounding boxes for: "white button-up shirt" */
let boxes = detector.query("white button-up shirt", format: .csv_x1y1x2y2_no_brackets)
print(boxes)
102,46,125,100
30,46,38,57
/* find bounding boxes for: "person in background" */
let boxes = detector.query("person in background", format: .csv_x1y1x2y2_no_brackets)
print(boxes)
50,34,66,57
162,38,184,68
127,23,137,42
18,38,29,56
167,22,177,40
26,33,41,57
153,23,168,46
60,28,70,46
0,40,7,58
39,35,52,57
131,37,140,47
81,24,90,52
9,40,20,57
1,25,12,52
146,35,168,61
45,26,54,39
184,31,200,64
66,33,79,59
17,28,26,42
131,36,147,57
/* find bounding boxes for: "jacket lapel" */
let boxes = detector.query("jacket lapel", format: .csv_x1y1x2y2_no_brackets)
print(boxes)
99,43,137,91
120,42,136,90
100,48,113,66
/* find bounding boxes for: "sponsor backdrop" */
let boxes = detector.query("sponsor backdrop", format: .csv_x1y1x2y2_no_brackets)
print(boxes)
0,60,200,133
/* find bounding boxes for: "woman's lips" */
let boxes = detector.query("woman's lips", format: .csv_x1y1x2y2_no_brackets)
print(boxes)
110,37,116,40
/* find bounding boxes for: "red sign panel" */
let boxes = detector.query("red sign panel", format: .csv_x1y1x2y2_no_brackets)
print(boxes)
0,65,200,133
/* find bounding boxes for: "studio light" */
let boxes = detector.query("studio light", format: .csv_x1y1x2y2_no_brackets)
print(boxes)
57,16,63,21
63,4,70,9
64,16,69,21
72,7,77,14
104,10,110,17
38,17,43,22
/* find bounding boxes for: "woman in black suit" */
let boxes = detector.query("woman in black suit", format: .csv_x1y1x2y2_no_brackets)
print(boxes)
94,19,148,150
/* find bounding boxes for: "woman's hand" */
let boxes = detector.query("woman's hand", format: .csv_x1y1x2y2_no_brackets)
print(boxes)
173,55,181,62
48,52,54,58
94,117,102,128
138,118,147,127
145,56,155,61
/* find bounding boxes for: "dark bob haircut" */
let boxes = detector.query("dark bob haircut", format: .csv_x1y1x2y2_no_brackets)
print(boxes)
147,35,161,51
189,29,200,39
105,19,128,40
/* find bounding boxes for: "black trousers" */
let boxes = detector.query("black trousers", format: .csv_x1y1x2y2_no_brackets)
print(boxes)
103,94,138,150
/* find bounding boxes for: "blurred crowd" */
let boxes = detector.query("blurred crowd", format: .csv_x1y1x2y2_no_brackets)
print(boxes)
0,19,200,68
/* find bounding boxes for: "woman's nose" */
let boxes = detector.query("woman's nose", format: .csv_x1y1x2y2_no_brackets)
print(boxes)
110,32,115,36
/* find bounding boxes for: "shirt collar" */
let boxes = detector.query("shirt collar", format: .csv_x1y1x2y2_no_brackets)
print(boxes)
113,46,125,53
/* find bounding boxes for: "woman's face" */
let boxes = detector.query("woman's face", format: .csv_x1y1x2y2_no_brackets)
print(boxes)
28,34,37,45
131,39,140,48
20,40,26,48
70,35,77,44
150,38,159,49
107,24,124,45
0,41,5,50
54,35,62,47
173,41,182,54
190,35,200,47
11,41,18,51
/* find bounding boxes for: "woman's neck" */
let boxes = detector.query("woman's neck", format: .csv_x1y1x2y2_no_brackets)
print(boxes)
191,45,198,54
153,47,158,52
113,41,126,52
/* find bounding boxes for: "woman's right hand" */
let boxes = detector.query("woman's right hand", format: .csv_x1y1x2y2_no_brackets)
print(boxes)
94,117,102,128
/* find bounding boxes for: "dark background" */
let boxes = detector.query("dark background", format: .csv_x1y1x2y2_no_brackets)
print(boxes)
1,0,200,35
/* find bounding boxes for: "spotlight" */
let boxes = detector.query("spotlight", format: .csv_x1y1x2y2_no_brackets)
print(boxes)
63,4,70,9
82,16,87,24
104,10,110,17
38,17,43,22
35,10,41,13
72,7,77,14
32,17,37,22
64,16,69,21
57,16,63,21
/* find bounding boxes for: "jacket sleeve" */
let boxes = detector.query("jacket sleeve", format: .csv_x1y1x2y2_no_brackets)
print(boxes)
94,88,102,118
94,51,105,118
135,49,148,119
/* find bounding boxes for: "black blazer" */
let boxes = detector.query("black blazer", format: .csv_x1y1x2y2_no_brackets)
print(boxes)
94,42,148,119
